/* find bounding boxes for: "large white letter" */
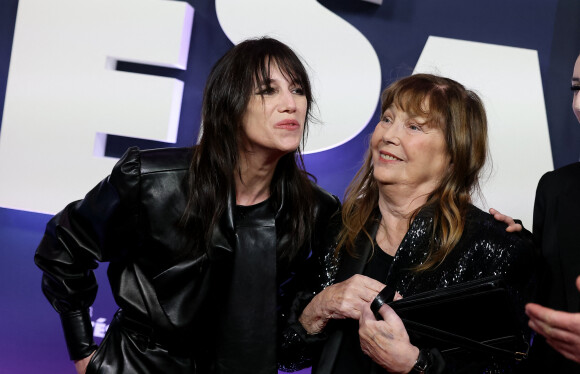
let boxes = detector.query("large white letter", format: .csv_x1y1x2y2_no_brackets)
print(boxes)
216,0,381,153
0,0,193,214
415,36,553,228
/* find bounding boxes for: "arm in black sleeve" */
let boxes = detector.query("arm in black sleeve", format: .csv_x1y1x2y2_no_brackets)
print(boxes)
34,147,141,360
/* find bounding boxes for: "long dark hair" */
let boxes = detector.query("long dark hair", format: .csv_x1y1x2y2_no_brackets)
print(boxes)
183,37,316,260
338,74,488,271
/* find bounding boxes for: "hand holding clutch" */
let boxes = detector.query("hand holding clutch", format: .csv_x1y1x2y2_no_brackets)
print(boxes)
359,303,419,374
370,276,529,361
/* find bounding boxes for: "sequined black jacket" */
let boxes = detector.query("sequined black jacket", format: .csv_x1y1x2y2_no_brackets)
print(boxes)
280,205,536,373
34,146,341,374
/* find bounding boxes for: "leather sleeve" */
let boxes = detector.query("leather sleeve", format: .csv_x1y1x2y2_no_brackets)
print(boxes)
34,147,141,360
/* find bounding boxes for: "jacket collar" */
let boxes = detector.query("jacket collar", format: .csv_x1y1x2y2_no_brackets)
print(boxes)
208,185,236,260
208,182,287,260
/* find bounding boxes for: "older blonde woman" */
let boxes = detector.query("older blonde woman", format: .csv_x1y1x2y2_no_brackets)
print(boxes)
296,74,535,373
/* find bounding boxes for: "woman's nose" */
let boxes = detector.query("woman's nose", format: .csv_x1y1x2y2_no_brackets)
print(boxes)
382,120,401,144
279,90,297,112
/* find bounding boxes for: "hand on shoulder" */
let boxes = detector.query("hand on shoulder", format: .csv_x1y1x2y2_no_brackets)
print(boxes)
489,208,522,233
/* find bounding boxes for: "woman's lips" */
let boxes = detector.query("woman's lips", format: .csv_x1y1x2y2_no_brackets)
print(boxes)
276,119,300,129
379,151,402,161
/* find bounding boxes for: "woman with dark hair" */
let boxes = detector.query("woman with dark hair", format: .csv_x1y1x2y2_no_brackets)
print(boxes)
291,74,535,373
34,37,341,374
523,53,580,372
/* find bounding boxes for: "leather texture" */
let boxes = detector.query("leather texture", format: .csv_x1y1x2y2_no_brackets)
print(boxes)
34,146,341,373
309,205,536,374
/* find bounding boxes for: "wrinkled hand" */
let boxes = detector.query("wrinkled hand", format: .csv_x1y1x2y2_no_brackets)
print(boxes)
359,304,418,373
299,274,385,334
489,208,522,232
74,351,95,374
526,275,580,363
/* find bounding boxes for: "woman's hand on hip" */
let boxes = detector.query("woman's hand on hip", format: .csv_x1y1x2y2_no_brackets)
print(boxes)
359,303,418,374
299,274,385,334
74,351,95,374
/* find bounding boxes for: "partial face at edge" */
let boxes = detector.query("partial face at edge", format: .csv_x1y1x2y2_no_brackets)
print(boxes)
572,55,580,123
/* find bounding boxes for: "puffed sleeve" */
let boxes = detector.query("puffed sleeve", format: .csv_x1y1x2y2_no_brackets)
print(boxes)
34,147,141,360
278,191,342,372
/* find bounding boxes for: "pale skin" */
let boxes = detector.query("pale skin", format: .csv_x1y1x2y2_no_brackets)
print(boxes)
74,352,95,374
299,104,522,372
572,54,580,123
236,63,307,206
73,65,307,374
526,276,580,363
524,54,580,364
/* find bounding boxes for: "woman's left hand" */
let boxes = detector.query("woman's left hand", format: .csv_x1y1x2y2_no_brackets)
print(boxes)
359,304,418,373
489,208,522,232
525,275,580,363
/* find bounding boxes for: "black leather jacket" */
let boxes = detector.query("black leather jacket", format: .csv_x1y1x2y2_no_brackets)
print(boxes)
35,146,341,373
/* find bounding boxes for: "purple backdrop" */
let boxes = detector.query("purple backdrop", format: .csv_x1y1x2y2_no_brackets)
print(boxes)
1,0,579,372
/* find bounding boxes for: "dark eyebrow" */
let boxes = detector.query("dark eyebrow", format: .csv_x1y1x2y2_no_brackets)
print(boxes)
261,78,285,86
572,77,580,83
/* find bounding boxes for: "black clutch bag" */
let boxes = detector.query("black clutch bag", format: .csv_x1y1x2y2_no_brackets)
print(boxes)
370,276,529,361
